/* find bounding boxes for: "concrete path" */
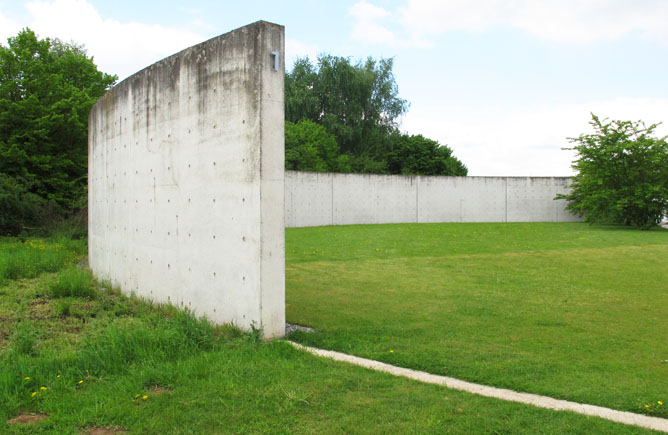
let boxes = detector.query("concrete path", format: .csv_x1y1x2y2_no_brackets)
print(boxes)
287,341,668,433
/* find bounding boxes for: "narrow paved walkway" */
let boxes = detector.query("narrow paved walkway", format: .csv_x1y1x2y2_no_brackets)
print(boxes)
287,341,668,433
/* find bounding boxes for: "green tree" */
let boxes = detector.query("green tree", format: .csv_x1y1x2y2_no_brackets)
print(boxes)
557,114,668,229
285,120,350,172
0,173,49,234
387,133,468,176
0,28,116,215
285,55,408,172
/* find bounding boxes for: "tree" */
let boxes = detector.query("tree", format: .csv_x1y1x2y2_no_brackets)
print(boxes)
557,114,668,229
0,28,116,217
0,172,49,234
285,120,350,172
387,133,468,176
285,55,408,172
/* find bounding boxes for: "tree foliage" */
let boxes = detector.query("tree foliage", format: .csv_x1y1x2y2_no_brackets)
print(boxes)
285,55,467,176
0,173,49,234
558,114,668,229
285,120,351,172
0,28,116,218
286,55,409,172
387,133,467,176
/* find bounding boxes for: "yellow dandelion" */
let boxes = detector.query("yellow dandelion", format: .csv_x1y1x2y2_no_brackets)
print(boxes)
659,401,664,405
56,375,61,378
31,392,37,398
40,387,47,391
390,350,394,353
24,377,30,381
645,405,650,408
78,380,84,385
135,394,140,399
142,395,148,400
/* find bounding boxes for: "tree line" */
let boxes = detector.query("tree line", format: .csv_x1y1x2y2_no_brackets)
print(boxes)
2,29,666,234
0,29,467,234
285,55,467,176
0,29,115,234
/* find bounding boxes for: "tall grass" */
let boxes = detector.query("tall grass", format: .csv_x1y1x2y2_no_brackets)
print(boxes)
48,266,95,299
0,239,78,284
0,290,245,414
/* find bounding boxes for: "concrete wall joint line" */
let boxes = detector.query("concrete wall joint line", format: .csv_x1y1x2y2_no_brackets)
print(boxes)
505,177,508,223
415,176,419,223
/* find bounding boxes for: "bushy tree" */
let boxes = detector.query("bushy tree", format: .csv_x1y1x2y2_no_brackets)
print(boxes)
285,55,408,172
0,173,49,235
285,120,350,172
0,28,116,217
387,133,468,176
557,114,668,229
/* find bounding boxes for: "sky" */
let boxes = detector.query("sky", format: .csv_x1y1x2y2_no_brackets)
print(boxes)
2,0,668,176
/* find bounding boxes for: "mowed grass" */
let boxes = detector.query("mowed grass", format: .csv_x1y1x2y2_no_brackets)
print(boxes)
0,235,654,433
286,222,668,417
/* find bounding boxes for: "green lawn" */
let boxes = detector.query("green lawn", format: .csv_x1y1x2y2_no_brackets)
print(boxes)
0,233,655,433
286,222,668,418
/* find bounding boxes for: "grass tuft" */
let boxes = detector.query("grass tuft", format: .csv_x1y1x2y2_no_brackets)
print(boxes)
48,266,95,299
0,238,77,284
7,320,38,357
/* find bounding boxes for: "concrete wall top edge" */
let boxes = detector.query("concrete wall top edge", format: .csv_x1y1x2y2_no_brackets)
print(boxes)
90,21,283,121
285,170,573,181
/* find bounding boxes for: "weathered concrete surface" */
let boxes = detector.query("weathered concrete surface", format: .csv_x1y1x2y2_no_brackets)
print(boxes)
89,21,285,338
333,173,417,225
285,171,579,227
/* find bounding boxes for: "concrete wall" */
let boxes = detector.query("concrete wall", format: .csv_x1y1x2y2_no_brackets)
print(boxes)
89,21,285,338
285,171,578,227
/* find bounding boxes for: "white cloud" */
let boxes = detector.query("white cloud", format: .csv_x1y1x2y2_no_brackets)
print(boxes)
352,0,668,46
0,10,22,44
508,0,668,44
23,0,205,80
349,1,397,45
285,38,319,66
400,0,506,35
348,1,429,47
401,98,668,176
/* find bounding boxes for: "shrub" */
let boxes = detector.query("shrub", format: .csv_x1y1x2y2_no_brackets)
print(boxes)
558,115,668,229
0,173,52,236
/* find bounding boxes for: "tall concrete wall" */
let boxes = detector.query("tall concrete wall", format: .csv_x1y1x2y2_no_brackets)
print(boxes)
89,21,285,338
285,171,579,227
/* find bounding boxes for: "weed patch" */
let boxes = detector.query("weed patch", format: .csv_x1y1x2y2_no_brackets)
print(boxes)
0,239,78,284
49,267,95,299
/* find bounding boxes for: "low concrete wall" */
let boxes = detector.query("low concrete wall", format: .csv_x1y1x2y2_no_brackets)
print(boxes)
89,22,285,338
285,171,578,227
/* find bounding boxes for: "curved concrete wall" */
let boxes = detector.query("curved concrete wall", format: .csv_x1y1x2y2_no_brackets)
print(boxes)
285,171,579,227
89,22,285,338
